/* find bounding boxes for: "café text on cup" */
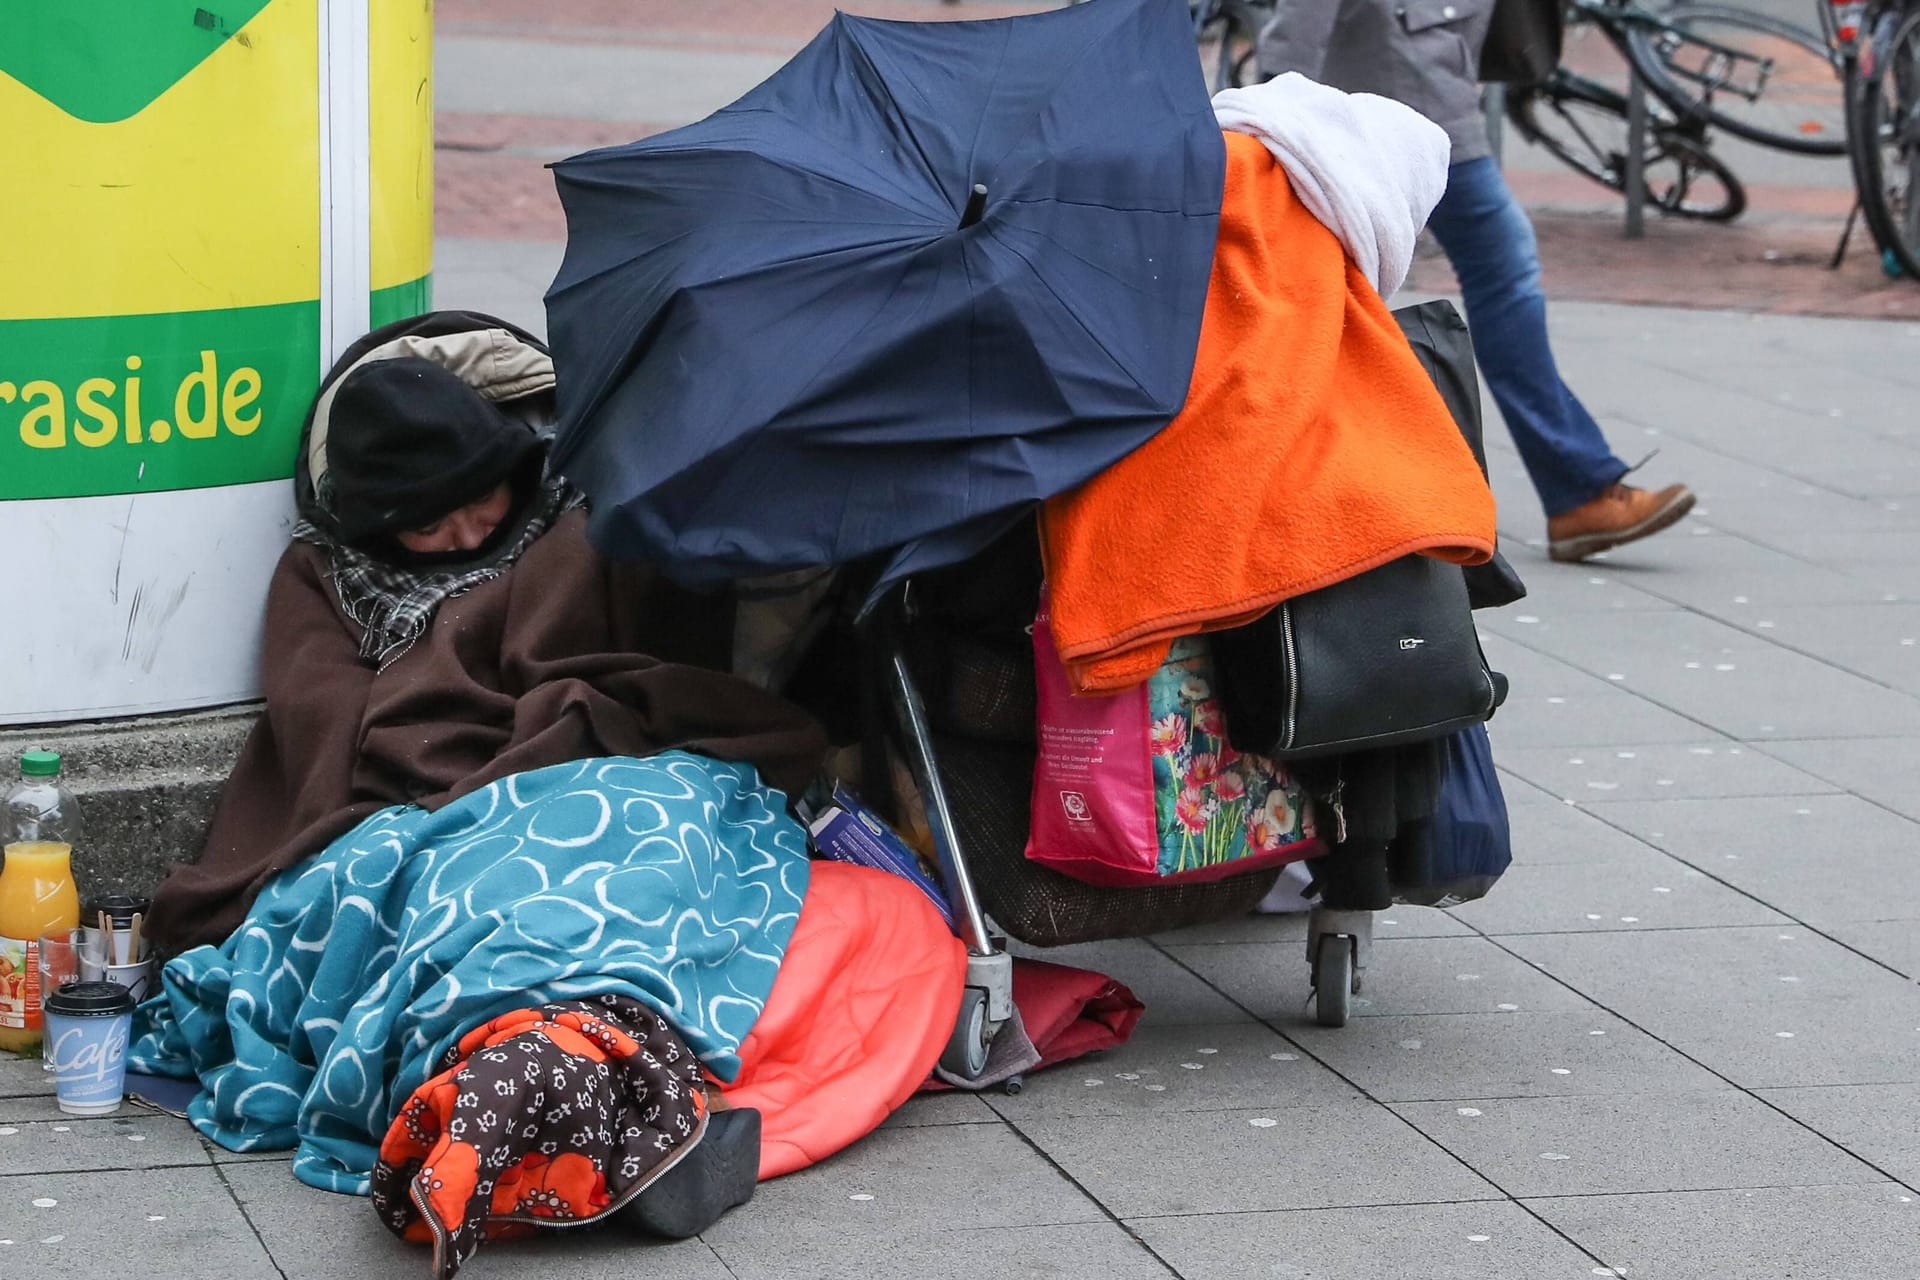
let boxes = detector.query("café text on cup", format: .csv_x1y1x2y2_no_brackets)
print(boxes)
47,1020,128,1086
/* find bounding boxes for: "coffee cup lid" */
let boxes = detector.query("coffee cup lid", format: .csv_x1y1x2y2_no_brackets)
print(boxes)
88,894,150,924
44,981,136,1017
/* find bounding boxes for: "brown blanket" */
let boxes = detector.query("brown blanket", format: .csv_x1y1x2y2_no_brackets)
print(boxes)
149,511,827,954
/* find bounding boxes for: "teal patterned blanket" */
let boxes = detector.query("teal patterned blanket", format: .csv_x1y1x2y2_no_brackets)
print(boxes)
129,754,810,1194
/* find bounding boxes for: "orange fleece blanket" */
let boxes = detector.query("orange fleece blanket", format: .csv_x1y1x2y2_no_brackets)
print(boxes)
1041,132,1497,695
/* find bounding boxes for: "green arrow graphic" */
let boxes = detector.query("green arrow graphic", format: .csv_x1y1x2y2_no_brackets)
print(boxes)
2,2,276,124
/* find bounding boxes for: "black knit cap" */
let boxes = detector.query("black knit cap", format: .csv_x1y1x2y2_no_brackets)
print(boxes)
326,356,542,544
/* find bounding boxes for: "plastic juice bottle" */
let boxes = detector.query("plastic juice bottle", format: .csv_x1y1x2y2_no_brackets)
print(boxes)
0,751,83,1055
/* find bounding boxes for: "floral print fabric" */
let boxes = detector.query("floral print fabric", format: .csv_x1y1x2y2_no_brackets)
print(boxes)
1148,638,1318,878
1030,589,1320,887
370,994,707,1280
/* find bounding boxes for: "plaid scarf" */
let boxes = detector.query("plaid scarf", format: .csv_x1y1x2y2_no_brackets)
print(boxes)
294,476,583,671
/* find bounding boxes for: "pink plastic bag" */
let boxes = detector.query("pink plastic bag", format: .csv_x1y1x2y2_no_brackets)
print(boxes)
1025,591,1321,887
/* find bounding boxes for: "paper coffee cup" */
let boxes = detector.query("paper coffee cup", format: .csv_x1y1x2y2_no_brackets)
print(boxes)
42,981,135,1117
102,960,152,1004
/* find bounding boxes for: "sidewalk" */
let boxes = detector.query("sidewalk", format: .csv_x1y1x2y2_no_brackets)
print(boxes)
9,295,1916,1279
5,7,1916,1277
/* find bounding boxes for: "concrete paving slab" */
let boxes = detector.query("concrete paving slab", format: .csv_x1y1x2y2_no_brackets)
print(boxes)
1508,927,1920,1087
1498,769,1567,806
201,1141,292,1164
1777,527,1920,569
1479,635,1715,748
721,1220,1175,1280
880,1090,1000,1128
1790,463,1920,502
0,1166,276,1274
1151,905,1474,947
1761,736,1920,822
984,1022,1359,1122
1586,794,1920,928
1135,1200,1607,1280
1714,602,1920,693
0,1094,85,1125
1827,920,1920,979
0,1056,53,1101
701,1121,1104,1243
1494,740,1838,802
1503,799,1675,866
1525,1184,1920,1280
1490,563,1678,615
1009,1104,1497,1218
1394,1091,1882,1197
222,1157,736,1279
1757,1084,1920,1184
437,37,786,123
0,1113,210,1176
711,1221,1178,1280
1692,488,1920,545
1576,554,1901,615
1449,851,1790,936
1490,607,1920,740
435,237,564,335
1286,1010,1727,1102
1010,939,1252,1028
1167,937,1590,1022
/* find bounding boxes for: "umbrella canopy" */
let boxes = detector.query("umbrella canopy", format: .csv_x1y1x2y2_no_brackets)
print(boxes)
544,0,1225,588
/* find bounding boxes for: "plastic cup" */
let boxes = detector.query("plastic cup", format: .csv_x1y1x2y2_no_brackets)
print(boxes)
36,929,108,1070
43,981,135,1117
102,960,153,1003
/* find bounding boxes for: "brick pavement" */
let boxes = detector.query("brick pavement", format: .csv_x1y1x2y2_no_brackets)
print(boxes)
429,0,1920,318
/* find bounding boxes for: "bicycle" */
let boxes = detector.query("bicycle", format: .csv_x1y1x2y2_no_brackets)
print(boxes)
1188,0,1272,93
1507,51,1749,219
1508,0,1846,219
1825,0,1920,276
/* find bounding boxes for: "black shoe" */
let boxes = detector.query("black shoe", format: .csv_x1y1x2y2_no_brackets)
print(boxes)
622,1107,760,1239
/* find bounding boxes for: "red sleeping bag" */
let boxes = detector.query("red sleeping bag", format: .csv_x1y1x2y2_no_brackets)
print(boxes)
720,861,968,1178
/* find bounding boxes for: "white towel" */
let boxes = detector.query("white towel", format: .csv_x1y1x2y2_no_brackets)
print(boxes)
1213,73,1452,299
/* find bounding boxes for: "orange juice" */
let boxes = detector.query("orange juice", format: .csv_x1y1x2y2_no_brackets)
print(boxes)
0,840,81,1054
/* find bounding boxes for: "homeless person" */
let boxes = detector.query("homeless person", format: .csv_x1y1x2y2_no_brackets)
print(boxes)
131,312,966,1279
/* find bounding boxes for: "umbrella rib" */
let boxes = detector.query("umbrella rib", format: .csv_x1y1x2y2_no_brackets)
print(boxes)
960,21,1017,194
1001,195,1190,216
567,131,945,225
990,231,1159,407
838,23,951,216
989,218,1204,308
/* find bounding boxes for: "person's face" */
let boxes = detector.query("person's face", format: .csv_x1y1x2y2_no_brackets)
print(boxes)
395,481,513,553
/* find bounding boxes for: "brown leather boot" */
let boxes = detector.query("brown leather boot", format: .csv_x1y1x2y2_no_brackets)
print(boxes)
1546,482,1697,563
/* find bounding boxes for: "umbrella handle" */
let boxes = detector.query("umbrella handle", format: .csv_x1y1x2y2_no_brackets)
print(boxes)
960,184,989,229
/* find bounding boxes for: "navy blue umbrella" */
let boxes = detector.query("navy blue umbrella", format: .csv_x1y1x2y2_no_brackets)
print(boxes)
544,0,1224,588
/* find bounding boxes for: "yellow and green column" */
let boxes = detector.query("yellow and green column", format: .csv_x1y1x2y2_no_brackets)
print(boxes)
0,1,431,722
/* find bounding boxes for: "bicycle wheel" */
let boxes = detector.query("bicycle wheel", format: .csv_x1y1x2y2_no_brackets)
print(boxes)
1508,75,1748,221
1852,9,1920,278
1192,0,1263,92
1625,5,1847,156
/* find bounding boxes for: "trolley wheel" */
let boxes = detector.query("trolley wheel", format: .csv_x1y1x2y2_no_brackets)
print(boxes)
941,988,993,1081
1313,935,1353,1028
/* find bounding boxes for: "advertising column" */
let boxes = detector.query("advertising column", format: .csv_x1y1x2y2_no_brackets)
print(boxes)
0,1,431,724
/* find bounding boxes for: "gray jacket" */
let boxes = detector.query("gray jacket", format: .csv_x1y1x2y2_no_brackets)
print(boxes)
1256,0,1496,163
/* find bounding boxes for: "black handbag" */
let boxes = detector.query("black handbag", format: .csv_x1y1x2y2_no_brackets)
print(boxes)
1211,555,1507,760
1478,0,1564,86
1208,301,1515,761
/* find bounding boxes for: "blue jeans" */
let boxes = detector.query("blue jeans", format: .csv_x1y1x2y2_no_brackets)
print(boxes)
1423,156,1628,517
